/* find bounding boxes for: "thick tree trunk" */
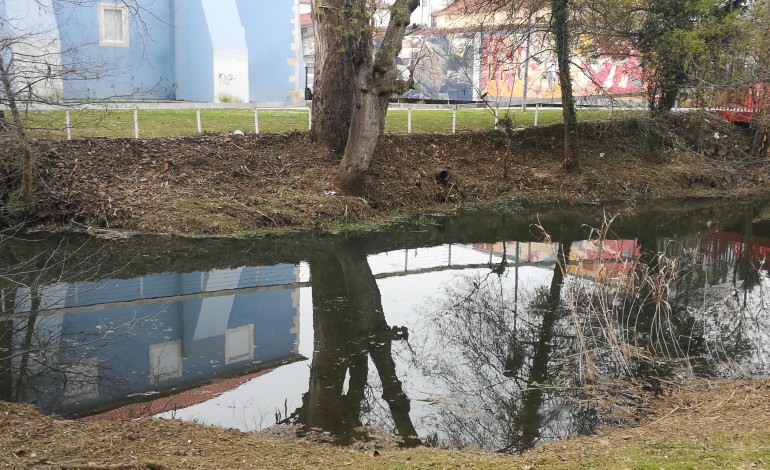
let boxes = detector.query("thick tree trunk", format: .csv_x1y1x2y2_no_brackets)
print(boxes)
551,0,577,171
337,69,389,194
336,0,420,194
751,85,769,159
310,0,356,154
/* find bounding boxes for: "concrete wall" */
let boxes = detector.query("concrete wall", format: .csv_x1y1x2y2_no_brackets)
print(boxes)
1,0,63,100
235,0,302,103
53,0,175,100
176,0,249,103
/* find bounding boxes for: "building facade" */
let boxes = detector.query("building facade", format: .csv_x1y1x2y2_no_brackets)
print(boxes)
0,0,304,104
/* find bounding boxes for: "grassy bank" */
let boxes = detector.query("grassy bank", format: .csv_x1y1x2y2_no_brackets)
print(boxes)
0,111,767,236
1,380,768,469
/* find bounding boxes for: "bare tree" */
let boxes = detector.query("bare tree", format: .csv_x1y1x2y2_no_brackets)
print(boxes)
337,0,420,193
0,0,167,214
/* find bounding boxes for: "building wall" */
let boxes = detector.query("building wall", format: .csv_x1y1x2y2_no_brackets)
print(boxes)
1,0,63,100
53,0,175,100
175,0,250,103
235,0,302,103
174,0,213,102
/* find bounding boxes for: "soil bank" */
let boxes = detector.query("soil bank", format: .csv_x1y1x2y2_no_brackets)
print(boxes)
1,112,768,236
1,379,769,469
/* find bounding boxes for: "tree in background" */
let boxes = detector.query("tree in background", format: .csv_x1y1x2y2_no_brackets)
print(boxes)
636,0,748,113
747,0,769,158
337,0,420,193
550,0,577,169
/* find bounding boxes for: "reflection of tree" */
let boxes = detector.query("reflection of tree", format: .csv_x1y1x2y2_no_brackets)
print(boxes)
413,238,586,454
295,241,419,446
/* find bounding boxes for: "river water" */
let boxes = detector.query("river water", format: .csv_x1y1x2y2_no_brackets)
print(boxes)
1,200,769,453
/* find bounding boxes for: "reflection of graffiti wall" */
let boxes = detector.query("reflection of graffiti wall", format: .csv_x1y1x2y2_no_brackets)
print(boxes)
567,239,641,279
398,30,643,101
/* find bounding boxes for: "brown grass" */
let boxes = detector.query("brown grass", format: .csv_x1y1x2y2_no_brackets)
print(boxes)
1,379,769,469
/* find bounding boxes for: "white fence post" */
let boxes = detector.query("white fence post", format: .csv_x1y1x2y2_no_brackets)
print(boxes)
196,108,202,133
452,106,457,134
254,108,260,135
494,105,499,130
133,108,139,138
534,104,539,126
65,109,71,140
407,107,412,134
308,106,312,130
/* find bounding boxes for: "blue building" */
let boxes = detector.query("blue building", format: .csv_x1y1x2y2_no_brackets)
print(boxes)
1,0,304,103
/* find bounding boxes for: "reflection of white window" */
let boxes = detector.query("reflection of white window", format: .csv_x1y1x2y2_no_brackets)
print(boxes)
63,361,99,404
98,3,129,47
225,324,254,365
149,341,182,381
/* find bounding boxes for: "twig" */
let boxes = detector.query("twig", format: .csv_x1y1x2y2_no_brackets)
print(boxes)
238,202,277,227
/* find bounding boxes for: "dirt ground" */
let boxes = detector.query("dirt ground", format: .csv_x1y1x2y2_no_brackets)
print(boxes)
1,379,768,469
1,112,768,236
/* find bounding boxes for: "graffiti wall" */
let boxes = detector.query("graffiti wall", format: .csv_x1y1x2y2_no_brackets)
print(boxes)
397,30,643,102
481,32,644,100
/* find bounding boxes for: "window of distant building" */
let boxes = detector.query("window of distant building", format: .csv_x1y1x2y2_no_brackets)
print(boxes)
98,2,129,47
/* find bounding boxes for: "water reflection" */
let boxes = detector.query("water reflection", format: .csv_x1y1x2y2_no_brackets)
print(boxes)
1,264,303,416
1,201,769,453
292,241,418,446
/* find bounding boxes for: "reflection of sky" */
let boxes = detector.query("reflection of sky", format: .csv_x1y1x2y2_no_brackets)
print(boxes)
157,244,555,436
156,238,770,442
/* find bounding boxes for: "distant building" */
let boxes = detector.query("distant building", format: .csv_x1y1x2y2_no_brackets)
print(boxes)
0,0,304,104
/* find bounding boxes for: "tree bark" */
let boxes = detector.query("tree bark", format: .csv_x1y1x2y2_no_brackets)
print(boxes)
551,0,577,171
337,0,420,194
310,0,357,154
751,84,769,159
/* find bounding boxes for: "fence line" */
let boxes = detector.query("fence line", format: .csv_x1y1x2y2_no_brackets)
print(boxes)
8,102,649,140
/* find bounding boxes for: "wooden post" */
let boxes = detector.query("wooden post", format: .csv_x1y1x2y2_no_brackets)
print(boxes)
65,109,71,140
452,106,457,134
254,108,260,134
308,107,312,130
494,105,499,129
133,108,139,138
407,108,412,134
534,104,539,126
196,108,202,133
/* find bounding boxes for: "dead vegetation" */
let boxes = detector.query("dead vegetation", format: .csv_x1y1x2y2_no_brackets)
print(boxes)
0,112,767,236
0,379,768,469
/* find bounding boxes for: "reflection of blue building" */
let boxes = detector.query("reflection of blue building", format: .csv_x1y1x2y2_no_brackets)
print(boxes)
11,264,302,416
1,0,304,103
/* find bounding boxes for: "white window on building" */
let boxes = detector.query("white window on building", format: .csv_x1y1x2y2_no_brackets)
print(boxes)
98,3,129,47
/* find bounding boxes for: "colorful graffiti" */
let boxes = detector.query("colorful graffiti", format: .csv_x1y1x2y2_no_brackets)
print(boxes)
481,32,644,100
396,30,644,101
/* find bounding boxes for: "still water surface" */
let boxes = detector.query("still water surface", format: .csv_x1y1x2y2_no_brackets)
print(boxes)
2,200,769,453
